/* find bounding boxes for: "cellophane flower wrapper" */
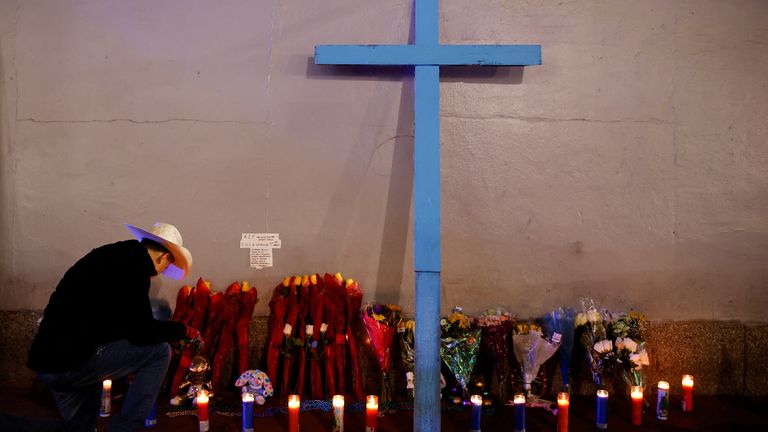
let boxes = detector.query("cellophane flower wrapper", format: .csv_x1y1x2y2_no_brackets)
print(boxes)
398,319,416,400
362,303,400,404
575,298,612,387
478,308,514,401
512,329,560,393
543,307,576,391
344,279,364,401
440,328,482,398
265,281,290,392
440,307,480,398
609,311,650,394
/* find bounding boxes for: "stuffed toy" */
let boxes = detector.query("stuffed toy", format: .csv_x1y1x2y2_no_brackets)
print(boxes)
235,369,274,405
170,355,213,406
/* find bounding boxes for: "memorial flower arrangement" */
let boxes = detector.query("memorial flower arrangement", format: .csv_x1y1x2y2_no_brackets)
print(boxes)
261,273,365,399
397,319,416,400
575,298,614,387
280,276,302,395
266,277,291,392
609,311,650,391
362,302,401,404
307,274,326,399
542,307,576,392
168,278,260,404
477,308,514,401
344,278,365,400
512,322,561,396
440,307,481,398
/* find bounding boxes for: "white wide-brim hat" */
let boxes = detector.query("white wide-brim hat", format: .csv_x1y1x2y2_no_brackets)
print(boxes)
125,222,193,280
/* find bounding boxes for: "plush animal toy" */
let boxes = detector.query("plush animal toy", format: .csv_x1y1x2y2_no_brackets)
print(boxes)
170,355,213,406
235,369,274,405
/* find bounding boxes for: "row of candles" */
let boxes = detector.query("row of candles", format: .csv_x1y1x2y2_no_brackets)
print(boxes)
97,374,695,431
285,394,380,432
513,374,695,432
207,392,378,432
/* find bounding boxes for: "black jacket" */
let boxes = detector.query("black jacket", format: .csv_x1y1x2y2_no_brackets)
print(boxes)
28,240,186,373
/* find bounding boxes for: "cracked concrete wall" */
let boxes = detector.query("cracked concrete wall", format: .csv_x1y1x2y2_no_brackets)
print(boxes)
0,0,766,321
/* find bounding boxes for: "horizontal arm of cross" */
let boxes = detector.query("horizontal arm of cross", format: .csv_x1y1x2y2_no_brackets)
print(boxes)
315,44,541,66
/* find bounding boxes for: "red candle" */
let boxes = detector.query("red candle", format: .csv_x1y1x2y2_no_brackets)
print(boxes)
196,390,209,432
682,375,694,412
288,394,300,432
366,395,378,432
630,386,643,426
557,392,569,432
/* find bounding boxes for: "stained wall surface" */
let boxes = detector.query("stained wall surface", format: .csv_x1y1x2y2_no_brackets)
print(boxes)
1,0,766,321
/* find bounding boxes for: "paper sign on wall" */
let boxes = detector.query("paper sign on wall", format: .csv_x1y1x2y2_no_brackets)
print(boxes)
241,233,281,269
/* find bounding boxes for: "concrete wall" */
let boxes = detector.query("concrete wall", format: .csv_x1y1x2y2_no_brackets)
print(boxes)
1,0,767,321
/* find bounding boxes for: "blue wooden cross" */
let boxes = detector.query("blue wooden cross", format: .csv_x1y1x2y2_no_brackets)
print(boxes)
315,1,540,430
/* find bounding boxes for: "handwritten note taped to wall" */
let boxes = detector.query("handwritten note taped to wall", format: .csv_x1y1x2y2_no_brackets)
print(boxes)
240,233,281,269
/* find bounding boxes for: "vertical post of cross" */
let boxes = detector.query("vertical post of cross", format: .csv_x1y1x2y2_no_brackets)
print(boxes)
413,1,442,431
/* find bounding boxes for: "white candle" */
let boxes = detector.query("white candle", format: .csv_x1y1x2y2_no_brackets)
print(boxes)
332,395,344,432
100,380,112,417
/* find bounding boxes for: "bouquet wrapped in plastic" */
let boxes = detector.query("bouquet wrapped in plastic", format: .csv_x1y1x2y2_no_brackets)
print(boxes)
362,303,401,404
324,273,348,395
265,278,290,393
575,298,614,387
542,307,576,392
609,311,650,392
280,276,302,395
512,323,561,396
293,276,311,395
397,319,416,400
440,307,481,399
211,281,242,393
477,308,514,401
307,274,325,399
344,278,364,401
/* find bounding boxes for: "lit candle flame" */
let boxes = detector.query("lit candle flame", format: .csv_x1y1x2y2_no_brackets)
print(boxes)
366,395,378,409
682,375,694,387
658,380,670,390
470,395,482,406
557,392,570,405
242,392,254,403
631,386,643,399
196,390,209,404
288,394,301,409
513,393,526,404
332,395,345,408
596,389,609,398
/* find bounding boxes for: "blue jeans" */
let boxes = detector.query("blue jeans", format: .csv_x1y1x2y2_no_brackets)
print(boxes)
36,340,171,432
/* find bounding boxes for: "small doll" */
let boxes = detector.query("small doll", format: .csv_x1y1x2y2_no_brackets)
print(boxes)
235,369,274,405
170,355,213,406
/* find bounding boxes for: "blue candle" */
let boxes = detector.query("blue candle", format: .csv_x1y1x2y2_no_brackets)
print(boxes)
470,395,482,432
144,401,157,429
242,393,254,432
513,393,526,432
596,389,609,430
